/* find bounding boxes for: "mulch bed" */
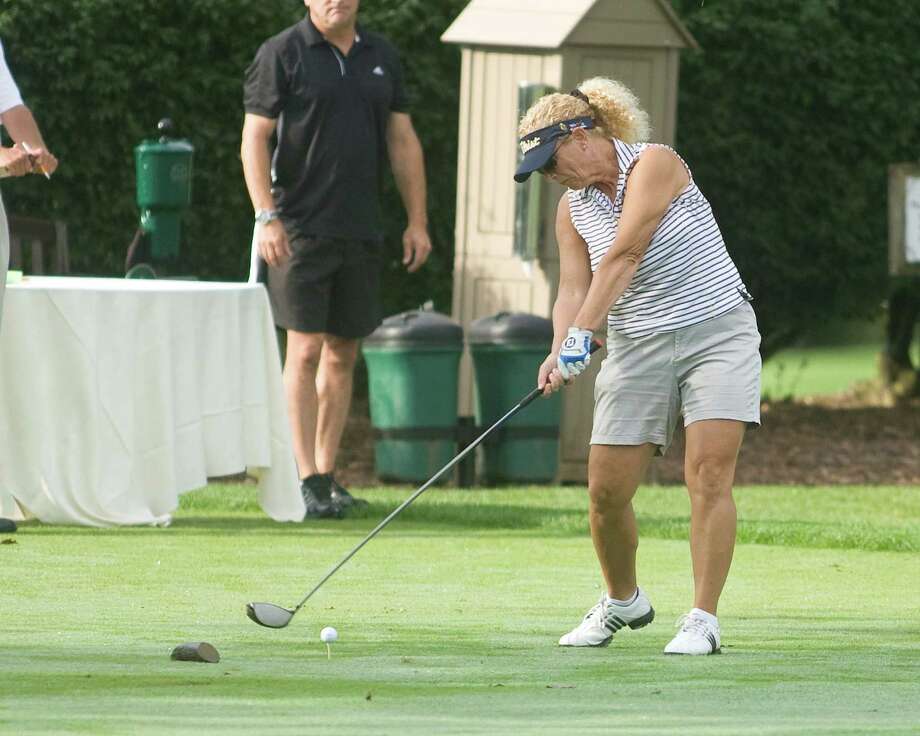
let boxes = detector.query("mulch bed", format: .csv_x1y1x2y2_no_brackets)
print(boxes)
335,394,919,488
654,401,919,486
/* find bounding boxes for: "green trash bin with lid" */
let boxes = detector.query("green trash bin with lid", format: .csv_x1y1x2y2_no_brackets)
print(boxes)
469,312,561,483
134,118,194,263
362,310,463,482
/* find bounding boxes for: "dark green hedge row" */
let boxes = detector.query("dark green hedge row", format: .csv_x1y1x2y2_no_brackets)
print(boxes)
2,1,916,353
0,0,463,316
672,0,920,352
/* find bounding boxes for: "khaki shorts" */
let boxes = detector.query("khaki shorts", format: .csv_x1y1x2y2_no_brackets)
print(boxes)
592,301,762,455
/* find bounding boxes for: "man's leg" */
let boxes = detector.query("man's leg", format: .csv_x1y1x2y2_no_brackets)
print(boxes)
283,330,325,479
683,419,746,615
886,282,920,372
315,334,360,475
588,443,658,599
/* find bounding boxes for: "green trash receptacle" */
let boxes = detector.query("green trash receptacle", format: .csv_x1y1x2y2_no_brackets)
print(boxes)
469,312,561,483
134,119,194,263
362,310,463,482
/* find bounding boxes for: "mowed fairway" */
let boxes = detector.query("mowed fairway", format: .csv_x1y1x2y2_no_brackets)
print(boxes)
2,485,918,735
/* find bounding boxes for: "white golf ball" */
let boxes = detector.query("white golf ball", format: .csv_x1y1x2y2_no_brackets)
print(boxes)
320,626,338,643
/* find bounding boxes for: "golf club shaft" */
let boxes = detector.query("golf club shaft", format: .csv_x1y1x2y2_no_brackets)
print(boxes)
292,388,541,612
291,339,603,614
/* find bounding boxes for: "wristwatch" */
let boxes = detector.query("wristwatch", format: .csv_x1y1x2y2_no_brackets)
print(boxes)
255,208,280,225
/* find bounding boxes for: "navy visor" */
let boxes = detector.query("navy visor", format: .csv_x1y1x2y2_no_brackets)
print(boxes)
514,116,594,183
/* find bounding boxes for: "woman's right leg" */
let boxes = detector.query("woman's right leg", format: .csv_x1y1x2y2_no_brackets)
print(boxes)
588,443,658,600
558,442,658,647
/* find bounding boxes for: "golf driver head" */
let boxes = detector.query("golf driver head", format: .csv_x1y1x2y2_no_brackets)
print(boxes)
246,602,295,628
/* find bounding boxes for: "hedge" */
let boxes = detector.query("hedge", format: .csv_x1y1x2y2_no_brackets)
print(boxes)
2,0,917,355
672,0,920,353
0,0,463,317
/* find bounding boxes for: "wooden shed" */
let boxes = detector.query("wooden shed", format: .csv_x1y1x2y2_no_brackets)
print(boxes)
442,0,698,482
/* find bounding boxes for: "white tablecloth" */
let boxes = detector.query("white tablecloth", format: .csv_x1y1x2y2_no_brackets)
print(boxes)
0,277,303,526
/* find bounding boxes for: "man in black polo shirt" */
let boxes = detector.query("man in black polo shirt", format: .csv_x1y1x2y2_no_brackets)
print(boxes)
241,0,431,519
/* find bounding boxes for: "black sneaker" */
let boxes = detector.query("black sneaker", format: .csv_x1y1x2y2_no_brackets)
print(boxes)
329,476,368,508
300,475,346,520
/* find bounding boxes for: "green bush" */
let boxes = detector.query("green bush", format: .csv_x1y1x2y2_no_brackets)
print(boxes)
0,0,463,316
5,1,916,354
671,0,920,355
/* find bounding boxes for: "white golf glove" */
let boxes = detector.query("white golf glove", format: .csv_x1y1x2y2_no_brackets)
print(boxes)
557,327,594,381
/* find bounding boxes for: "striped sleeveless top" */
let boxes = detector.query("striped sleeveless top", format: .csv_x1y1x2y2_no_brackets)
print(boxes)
568,138,749,339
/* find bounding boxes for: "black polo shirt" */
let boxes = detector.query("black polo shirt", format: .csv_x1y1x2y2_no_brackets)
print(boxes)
243,15,409,240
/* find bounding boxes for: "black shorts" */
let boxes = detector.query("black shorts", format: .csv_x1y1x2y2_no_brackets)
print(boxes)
265,233,383,338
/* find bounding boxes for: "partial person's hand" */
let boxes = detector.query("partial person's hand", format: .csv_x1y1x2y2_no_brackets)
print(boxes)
538,352,566,396
0,145,32,177
20,144,58,177
557,327,595,381
257,219,291,268
402,223,432,273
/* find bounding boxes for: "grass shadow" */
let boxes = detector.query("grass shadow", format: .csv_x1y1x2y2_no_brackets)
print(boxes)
10,486,918,552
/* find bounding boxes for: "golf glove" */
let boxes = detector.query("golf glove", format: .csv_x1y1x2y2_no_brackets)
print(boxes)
558,327,594,380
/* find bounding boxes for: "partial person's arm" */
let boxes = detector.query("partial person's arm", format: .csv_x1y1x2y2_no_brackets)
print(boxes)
0,142,31,177
539,195,593,395
241,112,290,267
386,111,431,273
0,42,45,176
1,106,58,176
3,105,45,149
571,146,688,331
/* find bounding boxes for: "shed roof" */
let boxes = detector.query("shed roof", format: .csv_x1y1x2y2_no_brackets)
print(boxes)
441,0,699,50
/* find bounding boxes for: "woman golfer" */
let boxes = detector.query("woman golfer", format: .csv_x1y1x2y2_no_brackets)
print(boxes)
517,78,761,655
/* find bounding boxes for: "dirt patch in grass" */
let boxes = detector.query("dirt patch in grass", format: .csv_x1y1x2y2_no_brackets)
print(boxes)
336,393,919,488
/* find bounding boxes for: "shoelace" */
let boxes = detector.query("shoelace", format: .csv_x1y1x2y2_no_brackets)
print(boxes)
674,613,711,636
582,595,607,624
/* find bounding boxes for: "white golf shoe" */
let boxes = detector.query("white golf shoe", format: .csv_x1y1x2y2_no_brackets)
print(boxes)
558,588,655,647
664,609,721,655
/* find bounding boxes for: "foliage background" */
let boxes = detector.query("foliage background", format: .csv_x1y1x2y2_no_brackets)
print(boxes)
671,0,920,353
0,0,463,317
1,0,917,353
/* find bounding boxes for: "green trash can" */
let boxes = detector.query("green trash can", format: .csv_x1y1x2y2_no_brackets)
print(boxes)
469,312,561,483
134,118,194,262
362,310,463,482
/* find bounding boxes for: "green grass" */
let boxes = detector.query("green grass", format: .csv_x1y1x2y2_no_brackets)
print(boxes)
759,315,919,400
761,343,883,399
2,484,919,735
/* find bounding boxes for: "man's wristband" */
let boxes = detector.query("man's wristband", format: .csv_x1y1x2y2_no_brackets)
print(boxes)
255,209,280,225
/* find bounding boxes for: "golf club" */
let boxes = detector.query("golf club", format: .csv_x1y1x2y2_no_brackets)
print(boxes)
246,339,603,629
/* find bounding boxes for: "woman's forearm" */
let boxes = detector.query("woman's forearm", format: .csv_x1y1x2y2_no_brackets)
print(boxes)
572,254,638,332
551,292,588,352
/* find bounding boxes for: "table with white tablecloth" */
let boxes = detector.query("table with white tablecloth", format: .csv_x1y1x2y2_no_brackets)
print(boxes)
0,277,303,526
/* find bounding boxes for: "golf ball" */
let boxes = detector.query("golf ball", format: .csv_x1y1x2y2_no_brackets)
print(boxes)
320,626,338,643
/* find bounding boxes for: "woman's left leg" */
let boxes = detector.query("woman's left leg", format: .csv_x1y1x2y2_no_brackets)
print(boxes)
683,418,747,615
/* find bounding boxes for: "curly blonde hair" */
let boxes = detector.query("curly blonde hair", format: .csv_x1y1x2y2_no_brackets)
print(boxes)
517,77,651,143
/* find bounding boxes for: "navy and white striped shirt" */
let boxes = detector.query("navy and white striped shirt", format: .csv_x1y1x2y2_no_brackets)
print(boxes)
568,139,749,339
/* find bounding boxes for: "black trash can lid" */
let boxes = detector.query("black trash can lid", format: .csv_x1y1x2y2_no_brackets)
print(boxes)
364,309,463,347
468,311,553,345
